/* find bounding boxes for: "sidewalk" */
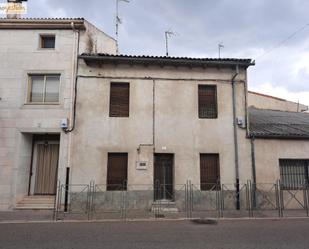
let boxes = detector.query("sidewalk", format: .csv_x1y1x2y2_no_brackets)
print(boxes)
0,210,54,223
1,209,308,223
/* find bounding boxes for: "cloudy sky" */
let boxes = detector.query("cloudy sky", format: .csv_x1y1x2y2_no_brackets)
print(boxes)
25,0,309,105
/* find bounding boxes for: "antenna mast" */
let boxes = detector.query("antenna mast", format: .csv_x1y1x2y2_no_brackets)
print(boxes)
165,30,176,56
218,43,224,58
115,0,129,54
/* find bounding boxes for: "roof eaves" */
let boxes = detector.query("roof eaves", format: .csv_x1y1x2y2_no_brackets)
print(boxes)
79,54,254,68
249,131,309,139
0,18,86,30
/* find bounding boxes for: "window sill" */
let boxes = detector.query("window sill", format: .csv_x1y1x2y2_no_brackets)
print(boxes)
22,103,61,109
34,49,58,53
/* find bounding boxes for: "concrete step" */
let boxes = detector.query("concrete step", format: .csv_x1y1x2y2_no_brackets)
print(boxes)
15,196,55,210
151,200,179,212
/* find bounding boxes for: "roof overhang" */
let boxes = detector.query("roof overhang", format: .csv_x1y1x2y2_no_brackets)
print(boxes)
0,18,86,30
79,53,255,69
249,133,309,140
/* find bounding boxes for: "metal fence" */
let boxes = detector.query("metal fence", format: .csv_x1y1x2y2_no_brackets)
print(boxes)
54,180,309,221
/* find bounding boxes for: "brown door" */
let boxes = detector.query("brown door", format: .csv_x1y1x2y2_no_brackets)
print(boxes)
34,143,59,195
154,154,174,200
107,153,128,191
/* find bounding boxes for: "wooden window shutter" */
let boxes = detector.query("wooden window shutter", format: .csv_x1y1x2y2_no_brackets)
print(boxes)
107,153,128,191
198,85,217,118
109,82,130,117
200,154,220,190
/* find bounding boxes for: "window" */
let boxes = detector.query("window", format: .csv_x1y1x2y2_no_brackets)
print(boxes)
198,85,217,118
28,74,60,103
40,35,55,49
107,153,128,191
279,159,309,189
200,154,220,190
109,82,130,117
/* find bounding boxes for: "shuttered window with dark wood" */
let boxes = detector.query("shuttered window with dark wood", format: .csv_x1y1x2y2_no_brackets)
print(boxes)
109,82,130,117
107,153,128,191
198,85,217,118
200,154,220,190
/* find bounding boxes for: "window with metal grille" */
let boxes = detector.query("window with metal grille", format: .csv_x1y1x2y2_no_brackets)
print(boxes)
28,74,60,104
279,159,309,189
200,154,220,190
109,82,130,117
40,35,55,49
198,85,217,118
107,153,128,191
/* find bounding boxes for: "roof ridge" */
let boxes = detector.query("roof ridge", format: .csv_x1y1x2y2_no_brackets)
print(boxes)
249,106,309,115
80,53,253,62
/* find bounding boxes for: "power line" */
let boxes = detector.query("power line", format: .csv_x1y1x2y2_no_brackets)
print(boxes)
254,22,309,61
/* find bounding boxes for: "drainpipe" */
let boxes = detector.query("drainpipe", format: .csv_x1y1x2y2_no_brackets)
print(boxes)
62,22,80,205
231,65,240,210
250,135,257,207
66,22,80,133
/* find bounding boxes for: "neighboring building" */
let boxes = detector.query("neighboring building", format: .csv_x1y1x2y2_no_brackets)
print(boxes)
249,107,309,186
248,91,308,112
0,18,116,210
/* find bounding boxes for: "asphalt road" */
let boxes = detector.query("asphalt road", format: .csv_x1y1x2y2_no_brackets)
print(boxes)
0,219,309,249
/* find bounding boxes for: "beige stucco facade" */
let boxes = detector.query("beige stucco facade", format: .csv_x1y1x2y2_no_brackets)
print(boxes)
253,138,309,184
71,61,252,189
0,19,116,210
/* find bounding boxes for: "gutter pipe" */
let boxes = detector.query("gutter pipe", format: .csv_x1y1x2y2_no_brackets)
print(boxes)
231,65,240,210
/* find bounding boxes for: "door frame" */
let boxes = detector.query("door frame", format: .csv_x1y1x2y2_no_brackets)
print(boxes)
28,134,60,196
153,153,175,201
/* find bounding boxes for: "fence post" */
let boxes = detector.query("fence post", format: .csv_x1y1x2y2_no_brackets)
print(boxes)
87,181,94,220
53,180,61,221
247,180,253,218
303,183,309,217
188,180,192,219
185,180,188,218
218,183,223,218
276,180,283,217
122,180,127,221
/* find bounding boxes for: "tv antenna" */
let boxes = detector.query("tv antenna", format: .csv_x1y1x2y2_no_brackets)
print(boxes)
115,0,130,54
165,30,177,56
218,43,224,58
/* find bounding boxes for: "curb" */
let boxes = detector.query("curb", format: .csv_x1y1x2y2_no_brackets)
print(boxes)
1,216,309,224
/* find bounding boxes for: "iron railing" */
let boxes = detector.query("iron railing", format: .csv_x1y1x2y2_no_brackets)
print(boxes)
53,180,309,221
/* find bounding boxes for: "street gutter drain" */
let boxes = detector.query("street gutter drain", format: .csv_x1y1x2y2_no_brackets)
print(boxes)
191,219,218,225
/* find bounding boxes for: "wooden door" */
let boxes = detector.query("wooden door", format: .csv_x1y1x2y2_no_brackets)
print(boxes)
34,143,59,195
154,154,174,200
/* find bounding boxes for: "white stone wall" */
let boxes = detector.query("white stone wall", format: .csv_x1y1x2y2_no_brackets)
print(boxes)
0,24,116,210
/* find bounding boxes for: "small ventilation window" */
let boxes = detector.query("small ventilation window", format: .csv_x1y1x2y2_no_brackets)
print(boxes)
40,35,56,49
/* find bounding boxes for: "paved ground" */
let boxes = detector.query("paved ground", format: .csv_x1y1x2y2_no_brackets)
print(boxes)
0,219,309,249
